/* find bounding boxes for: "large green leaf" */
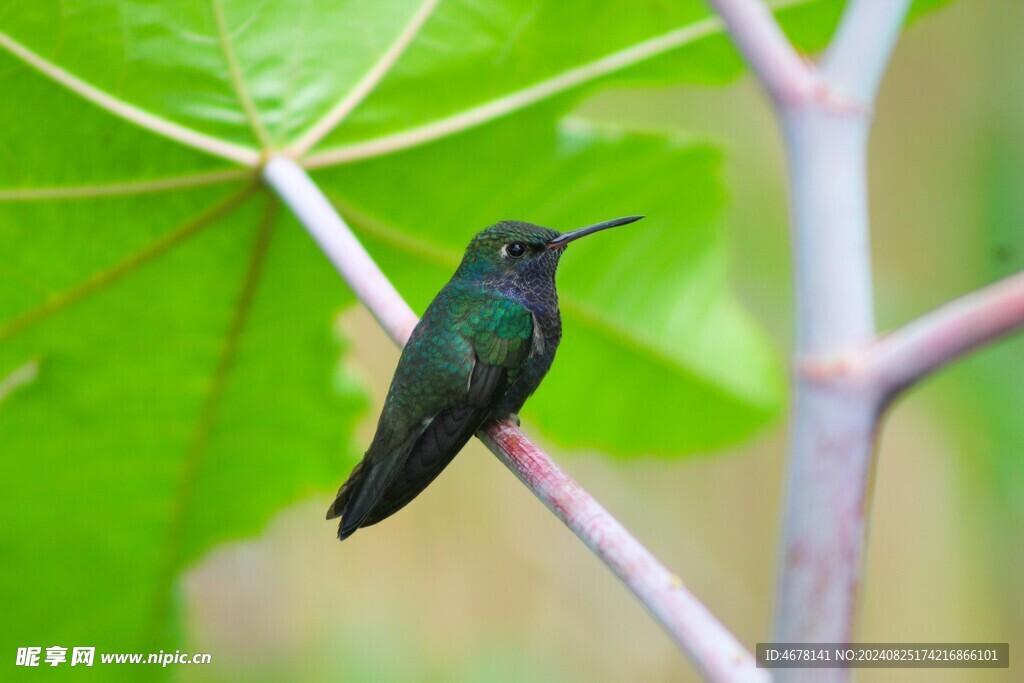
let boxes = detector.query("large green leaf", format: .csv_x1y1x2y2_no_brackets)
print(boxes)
0,0,430,151
1,0,931,660
0,0,845,171
303,0,845,161
0,188,366,654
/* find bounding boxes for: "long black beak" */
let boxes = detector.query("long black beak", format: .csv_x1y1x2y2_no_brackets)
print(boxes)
546,215,644,250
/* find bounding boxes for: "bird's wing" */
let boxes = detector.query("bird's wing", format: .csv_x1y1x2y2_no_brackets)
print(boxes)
330,293,534,539
355,357,507,528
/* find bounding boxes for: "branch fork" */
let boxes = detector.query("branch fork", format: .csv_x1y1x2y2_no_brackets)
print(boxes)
707,2,1024,682
798,272,1024,398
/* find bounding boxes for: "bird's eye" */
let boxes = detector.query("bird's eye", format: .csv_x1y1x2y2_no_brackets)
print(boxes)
504,242,527,259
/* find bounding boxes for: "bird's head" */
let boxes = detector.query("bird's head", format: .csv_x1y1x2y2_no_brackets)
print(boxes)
454,216,643,286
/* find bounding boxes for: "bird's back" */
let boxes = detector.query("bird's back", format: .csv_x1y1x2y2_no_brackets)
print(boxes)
328,283,536,539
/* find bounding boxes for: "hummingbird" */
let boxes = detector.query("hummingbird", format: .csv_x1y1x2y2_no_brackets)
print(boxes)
328,215,644,540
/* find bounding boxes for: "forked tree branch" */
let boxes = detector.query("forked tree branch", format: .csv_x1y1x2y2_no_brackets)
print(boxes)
708,2,1021,681
263,156,769,683
805,272,1024,397
819,0,917,103
706,0,818,105
865,272,1024,394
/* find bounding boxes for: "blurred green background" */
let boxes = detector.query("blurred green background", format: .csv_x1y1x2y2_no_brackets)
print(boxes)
185,2,1021,681
1,0,1020,681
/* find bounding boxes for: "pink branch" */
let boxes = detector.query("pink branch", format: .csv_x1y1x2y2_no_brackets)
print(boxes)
482,423,767,683
711,4,949,681
263,159,418,346
263,156,768,683
820,0,915,103
706,0,819,105
861,272,1024,395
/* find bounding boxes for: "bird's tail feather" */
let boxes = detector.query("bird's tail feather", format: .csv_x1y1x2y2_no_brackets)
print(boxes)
326,458,391,541
326,459,364,522
327,437,414,540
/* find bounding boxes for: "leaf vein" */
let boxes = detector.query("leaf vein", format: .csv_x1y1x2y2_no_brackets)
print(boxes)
149,196,277,643
210,0,272,149
0,184,256,343
302,0,814,168
0,30,260,165
0,168,252,202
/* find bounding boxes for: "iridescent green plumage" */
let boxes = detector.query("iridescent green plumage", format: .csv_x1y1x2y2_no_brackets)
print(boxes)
329,217,642,540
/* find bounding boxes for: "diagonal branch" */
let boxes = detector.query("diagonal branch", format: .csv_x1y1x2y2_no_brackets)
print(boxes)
705,0,819,105
263,161,418,345
820,0,914,103
480,421,767,683
262,156,768,683
811,272,1024,397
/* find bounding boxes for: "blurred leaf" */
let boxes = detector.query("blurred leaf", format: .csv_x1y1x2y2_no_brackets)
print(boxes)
961,88,1024,635
980,141,1024,520
910,0,957,19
